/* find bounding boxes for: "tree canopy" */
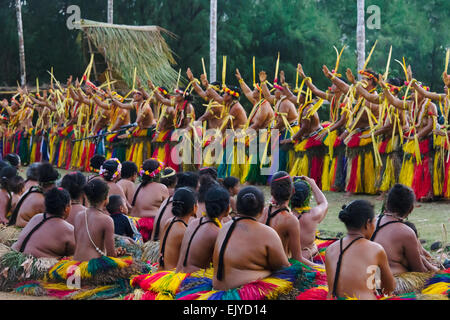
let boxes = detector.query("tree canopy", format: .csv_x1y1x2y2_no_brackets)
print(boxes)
1,0,449,93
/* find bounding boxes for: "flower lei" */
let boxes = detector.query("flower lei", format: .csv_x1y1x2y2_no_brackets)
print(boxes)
140,160,164,178
99,158,122,180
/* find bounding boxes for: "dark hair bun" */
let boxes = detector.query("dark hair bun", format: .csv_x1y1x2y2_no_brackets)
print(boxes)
83,179,109,205
205,186,230,219
236,186,264,217
38,162,59,183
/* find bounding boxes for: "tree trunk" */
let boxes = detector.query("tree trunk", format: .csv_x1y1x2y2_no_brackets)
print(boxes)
107,0,113,24
209,0,217,83
356,0,365,79
15,0,26,86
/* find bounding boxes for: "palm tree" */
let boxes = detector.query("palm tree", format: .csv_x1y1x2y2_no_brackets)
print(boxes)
15,0,26,86
210,0,217,83
356,0,365,79
107,0,113,24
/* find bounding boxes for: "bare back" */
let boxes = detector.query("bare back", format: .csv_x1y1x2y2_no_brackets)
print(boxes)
212,219,289,291
73,208,116,261
16,192,45,228
117,179,136,205
177,217,220,273
325,238,390,300
12,213,75,258
131,182,169,218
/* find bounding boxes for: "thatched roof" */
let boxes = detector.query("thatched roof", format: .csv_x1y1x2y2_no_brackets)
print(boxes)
77,19,179,90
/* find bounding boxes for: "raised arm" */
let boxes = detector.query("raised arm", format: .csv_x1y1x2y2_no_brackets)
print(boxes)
279,70,301,105
298,64,330,101
379,76,410,110
200,74,225,104
411,81,445,102
324,65,350,94
186,68,209,100
235,69,256,105
259,71,276,105
301,176,328,223
148,80,174,106
346,69,383,104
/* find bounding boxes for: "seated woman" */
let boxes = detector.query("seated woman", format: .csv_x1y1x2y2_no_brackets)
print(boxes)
10,162,59,228
0,166,18,224
258,172,303,261
98,158,129,209
325,200,395,300
12,187,75,258
117,161,138,205
213,186,290,291
151,172,199,241
177,186,229,273
371,184,439,277
158,187,197,271
73,179,123,261
60,172,87,226
9,175,25,217
159,167,177,197
290,176,329,262
23,162,41,192
222,176,240,216
196,174,220,218
130,159,169,242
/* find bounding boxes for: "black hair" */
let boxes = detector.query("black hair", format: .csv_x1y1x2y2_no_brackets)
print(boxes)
0,160,10,171
387,77,403,87
106,195,124,214
236,186,265,217
140,159,162,185
172,187,197,218
4,153,21,168
0,166,18,193
121,161,138,179
175,172,199,191
26,162,41,181
160,168,177,188
222,176,239,190
205,186,230,219
90,155,106,171
270,171,293,204
198,175,220,203
9,175,25,194
291,180,312,208
199,167,218,180
60,171,87,201
38,162,59,185
100,159,121,182
44,187,71,217
338,200,375,230
83,178,109,206
386,184,415,217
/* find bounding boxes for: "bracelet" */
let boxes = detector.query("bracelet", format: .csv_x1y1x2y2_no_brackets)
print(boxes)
238,79,244,84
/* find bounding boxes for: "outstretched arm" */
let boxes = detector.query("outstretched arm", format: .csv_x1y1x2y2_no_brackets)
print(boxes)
347,68,383,104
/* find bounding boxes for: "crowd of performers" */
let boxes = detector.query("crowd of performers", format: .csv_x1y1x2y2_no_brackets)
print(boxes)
1,62,450,202
0,156,447,300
